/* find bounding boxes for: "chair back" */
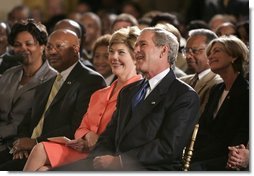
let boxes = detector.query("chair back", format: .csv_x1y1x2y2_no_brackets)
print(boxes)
182,123,199,171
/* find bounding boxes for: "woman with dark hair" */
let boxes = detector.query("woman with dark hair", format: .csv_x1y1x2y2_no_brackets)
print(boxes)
0,19,56,164
23,26,142,171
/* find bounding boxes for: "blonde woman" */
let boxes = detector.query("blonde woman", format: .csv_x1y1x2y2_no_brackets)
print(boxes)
23,26,142,171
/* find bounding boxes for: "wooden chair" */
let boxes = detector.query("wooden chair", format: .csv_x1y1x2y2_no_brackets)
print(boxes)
182,124,199,171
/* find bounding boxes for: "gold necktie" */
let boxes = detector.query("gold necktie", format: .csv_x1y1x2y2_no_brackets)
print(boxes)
190,74,199,88
31,74,62,139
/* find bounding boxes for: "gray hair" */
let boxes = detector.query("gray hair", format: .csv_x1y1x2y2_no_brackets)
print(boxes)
142,27,179,65
188,28,218,44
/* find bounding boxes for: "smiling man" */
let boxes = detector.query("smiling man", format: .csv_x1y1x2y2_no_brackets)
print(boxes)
51,27,200,171
0,29,106,170
180,29,222,114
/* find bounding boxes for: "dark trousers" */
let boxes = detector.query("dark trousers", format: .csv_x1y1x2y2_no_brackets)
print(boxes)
0,148,27,171
190,156,228,171
0,149,13,166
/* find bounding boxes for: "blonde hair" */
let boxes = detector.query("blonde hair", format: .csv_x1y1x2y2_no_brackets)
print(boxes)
206,35,249,75
109,26,140,56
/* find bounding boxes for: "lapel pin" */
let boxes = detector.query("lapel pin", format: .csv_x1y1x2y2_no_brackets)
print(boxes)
151,101,156,105
67,81,72,85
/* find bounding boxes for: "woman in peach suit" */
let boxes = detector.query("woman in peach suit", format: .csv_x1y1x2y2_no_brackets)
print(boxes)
23,26,142,171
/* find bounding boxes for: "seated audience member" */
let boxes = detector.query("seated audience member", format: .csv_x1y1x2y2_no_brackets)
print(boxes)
0,22,9,57
0,19,56,163
111,13,138,33
191,35,249,171
97,11,117,35
236,20,249,47
0,21,21,74
155,23,187,77
50,27,200,171
236,20,249,80
0,29,105,170
23,26,142,171
92,34,117,86
226,143,249,170
53,18,94,70
215,22,237,37
79,12,102,60
180,29,222,114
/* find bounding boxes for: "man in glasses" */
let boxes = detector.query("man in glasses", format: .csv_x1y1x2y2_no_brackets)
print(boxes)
0,29,106,170
180,29,222,114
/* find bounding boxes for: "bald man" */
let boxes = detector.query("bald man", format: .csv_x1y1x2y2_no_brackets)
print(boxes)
0,29,106,170
53,19,94,69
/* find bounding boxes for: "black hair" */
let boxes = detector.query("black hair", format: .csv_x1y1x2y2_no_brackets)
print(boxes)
8,18,48,46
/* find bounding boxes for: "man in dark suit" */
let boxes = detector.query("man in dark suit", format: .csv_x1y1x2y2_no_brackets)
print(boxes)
52,27,199,171
0,29,106,170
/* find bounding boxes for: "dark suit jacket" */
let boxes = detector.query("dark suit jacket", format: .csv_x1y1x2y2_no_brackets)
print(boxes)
18,61,106,142
192,74,249,169
89,69,200,170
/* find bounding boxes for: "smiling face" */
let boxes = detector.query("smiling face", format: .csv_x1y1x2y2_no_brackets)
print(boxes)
207,42,235,75
134,30,167,78
108,43,136,80
185,35,210,73
13,31,43,65
93,45,112,78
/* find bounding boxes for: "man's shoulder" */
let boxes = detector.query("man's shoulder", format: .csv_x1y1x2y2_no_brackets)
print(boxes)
78,61,102,78
179,74,194,82
119,80,143,94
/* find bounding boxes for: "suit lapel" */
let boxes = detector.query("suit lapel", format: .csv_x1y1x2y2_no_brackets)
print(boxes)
195,71,217,93
120,70,176,141
12,62,55,103
47,62,82,108
116,80,141,138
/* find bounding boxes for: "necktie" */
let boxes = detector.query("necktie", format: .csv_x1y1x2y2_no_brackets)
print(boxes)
190,74,199,88
132,80,149,110
31,74,62,138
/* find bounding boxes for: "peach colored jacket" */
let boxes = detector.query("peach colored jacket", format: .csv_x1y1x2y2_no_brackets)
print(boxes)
42,75,142,167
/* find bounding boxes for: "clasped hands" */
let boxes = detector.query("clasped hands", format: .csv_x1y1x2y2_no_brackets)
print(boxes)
11,137,37,160
66,131,99,152
226,144,249,170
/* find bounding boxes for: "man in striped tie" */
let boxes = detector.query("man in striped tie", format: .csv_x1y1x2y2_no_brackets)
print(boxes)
0,29,106,170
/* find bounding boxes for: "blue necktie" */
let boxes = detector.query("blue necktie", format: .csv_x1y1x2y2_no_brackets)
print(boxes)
132,80,149,110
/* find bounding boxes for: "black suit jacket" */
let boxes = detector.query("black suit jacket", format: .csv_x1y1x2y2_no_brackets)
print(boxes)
89,69,200,170
192,74,249,168
18,61,106,141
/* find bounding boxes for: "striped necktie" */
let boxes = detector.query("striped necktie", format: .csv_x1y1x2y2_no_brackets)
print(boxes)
31,74,62,138
190,74,199,88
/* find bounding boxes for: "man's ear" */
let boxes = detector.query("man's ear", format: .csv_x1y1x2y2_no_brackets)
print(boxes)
160,45,169,58
72,44,80,54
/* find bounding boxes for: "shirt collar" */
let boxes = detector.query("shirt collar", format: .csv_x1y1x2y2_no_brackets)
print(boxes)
148,68,170,91
59,62,78,82
197,68,211,80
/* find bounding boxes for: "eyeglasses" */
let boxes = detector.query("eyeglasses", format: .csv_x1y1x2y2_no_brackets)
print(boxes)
182,47,205,55
46,43,68,52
